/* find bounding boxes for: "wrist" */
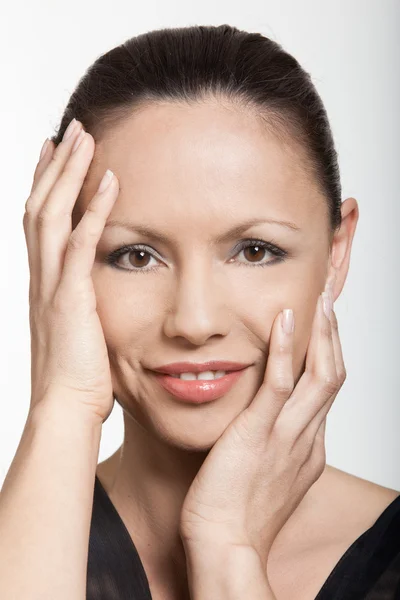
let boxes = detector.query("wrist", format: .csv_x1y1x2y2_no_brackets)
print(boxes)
185,542,276,600
29,389,104,430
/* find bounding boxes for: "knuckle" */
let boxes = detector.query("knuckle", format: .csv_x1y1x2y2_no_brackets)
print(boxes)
68,229,86,251
273,416,297,447
24,195,37,217
338,367,347,385
310,450,326,479
85,201,98,218
270,376,293,399
36,208,54,229
22,211,30,230
319,374,339,395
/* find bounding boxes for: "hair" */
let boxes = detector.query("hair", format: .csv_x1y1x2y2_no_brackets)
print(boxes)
50,24,342,242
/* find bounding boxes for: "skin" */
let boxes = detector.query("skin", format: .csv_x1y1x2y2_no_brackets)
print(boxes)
74,98,360,596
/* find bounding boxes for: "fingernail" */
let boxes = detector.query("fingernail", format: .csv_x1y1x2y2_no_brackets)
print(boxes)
322,292,332,319
325,272,335,291
97,169,114,193
281,309,294,334
325,284,333,310
72,130,86,153
325,273,336,306
39,138,50,160
63,118,78,142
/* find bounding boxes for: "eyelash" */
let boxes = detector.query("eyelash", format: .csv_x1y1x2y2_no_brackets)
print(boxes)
105,239,288,274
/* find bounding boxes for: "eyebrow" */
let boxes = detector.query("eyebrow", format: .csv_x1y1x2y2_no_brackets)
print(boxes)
103,217,301,244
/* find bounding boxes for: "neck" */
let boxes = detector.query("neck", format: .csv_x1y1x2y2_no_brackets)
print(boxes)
96,409,334,594
96,412,210,587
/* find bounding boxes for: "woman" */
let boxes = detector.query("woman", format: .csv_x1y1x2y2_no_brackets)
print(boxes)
1,24,399,600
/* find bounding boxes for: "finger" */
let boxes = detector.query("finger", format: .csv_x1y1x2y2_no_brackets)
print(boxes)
60,169,118,289
302,305,346,439
297,416,327,486
247,308,295,432
305,289,337,380
37,132,96,298
24,120,83,299
316,415,327,439
279,292,338,440
26,119,82,213
328,308,346,384
23,139,55,283
31,138,55,191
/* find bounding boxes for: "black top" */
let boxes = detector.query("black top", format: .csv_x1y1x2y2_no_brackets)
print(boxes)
87,475,400,599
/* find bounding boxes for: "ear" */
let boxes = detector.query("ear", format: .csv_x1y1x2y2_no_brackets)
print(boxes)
329,197,359,301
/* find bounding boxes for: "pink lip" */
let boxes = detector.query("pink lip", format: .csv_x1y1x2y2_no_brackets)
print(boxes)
150,368,249,403
152,360,250,375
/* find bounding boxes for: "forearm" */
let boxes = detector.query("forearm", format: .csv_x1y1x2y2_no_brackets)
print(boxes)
185,543,277,600
0,396,102,600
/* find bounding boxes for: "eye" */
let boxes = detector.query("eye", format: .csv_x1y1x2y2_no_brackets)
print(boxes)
232,239,288,267
105,238,288,273
106,244,160,273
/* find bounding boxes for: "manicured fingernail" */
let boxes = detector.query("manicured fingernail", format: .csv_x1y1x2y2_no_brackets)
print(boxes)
97,169,114,193
324,285,332,310
281,309,294,334
325,273,336,307
322,292,332,319
72,130,86,153
63,118,78,141
39,138,50,160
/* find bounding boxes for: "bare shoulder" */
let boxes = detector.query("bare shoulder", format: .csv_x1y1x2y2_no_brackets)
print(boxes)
267,465,400,600
322,464,400,536
292,464,400,554
271,463,399,558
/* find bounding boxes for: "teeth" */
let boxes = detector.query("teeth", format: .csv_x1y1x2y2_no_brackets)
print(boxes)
170,370,227,380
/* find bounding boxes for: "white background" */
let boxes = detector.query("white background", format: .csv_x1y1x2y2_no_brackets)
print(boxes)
1,1,399,490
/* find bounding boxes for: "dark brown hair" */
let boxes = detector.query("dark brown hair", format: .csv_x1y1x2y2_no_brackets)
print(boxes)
50,24,342,239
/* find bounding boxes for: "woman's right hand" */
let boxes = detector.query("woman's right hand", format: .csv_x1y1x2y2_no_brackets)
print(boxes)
23,118,119,423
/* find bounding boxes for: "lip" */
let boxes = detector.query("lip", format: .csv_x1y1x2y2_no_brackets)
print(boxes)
151,360,251,375
150,368,249,403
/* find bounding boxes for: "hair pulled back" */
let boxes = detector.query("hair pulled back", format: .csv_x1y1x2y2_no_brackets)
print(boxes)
51,24,342,237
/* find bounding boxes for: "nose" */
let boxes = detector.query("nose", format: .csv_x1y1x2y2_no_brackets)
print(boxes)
163,261,230,345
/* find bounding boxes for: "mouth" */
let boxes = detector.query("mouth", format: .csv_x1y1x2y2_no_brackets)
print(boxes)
151,360,251,376
149,366,250,404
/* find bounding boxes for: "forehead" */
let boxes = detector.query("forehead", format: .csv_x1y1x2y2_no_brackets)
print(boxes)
80,100,323,227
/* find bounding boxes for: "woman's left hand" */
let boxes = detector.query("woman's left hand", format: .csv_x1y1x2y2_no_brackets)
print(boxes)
179,272,345,568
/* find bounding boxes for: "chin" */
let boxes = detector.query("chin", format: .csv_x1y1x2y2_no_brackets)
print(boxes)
145,398,249,453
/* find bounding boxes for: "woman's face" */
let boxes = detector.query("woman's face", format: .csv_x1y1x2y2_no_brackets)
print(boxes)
78,100,335,450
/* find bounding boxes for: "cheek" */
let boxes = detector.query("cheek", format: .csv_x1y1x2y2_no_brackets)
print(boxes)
92,277,163,348
92,263,320,362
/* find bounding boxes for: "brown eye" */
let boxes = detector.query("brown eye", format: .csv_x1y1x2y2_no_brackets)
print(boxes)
241,245,269,263
106,244,160,272
233,239,288,268
127,250,153,269
106,239,288,273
